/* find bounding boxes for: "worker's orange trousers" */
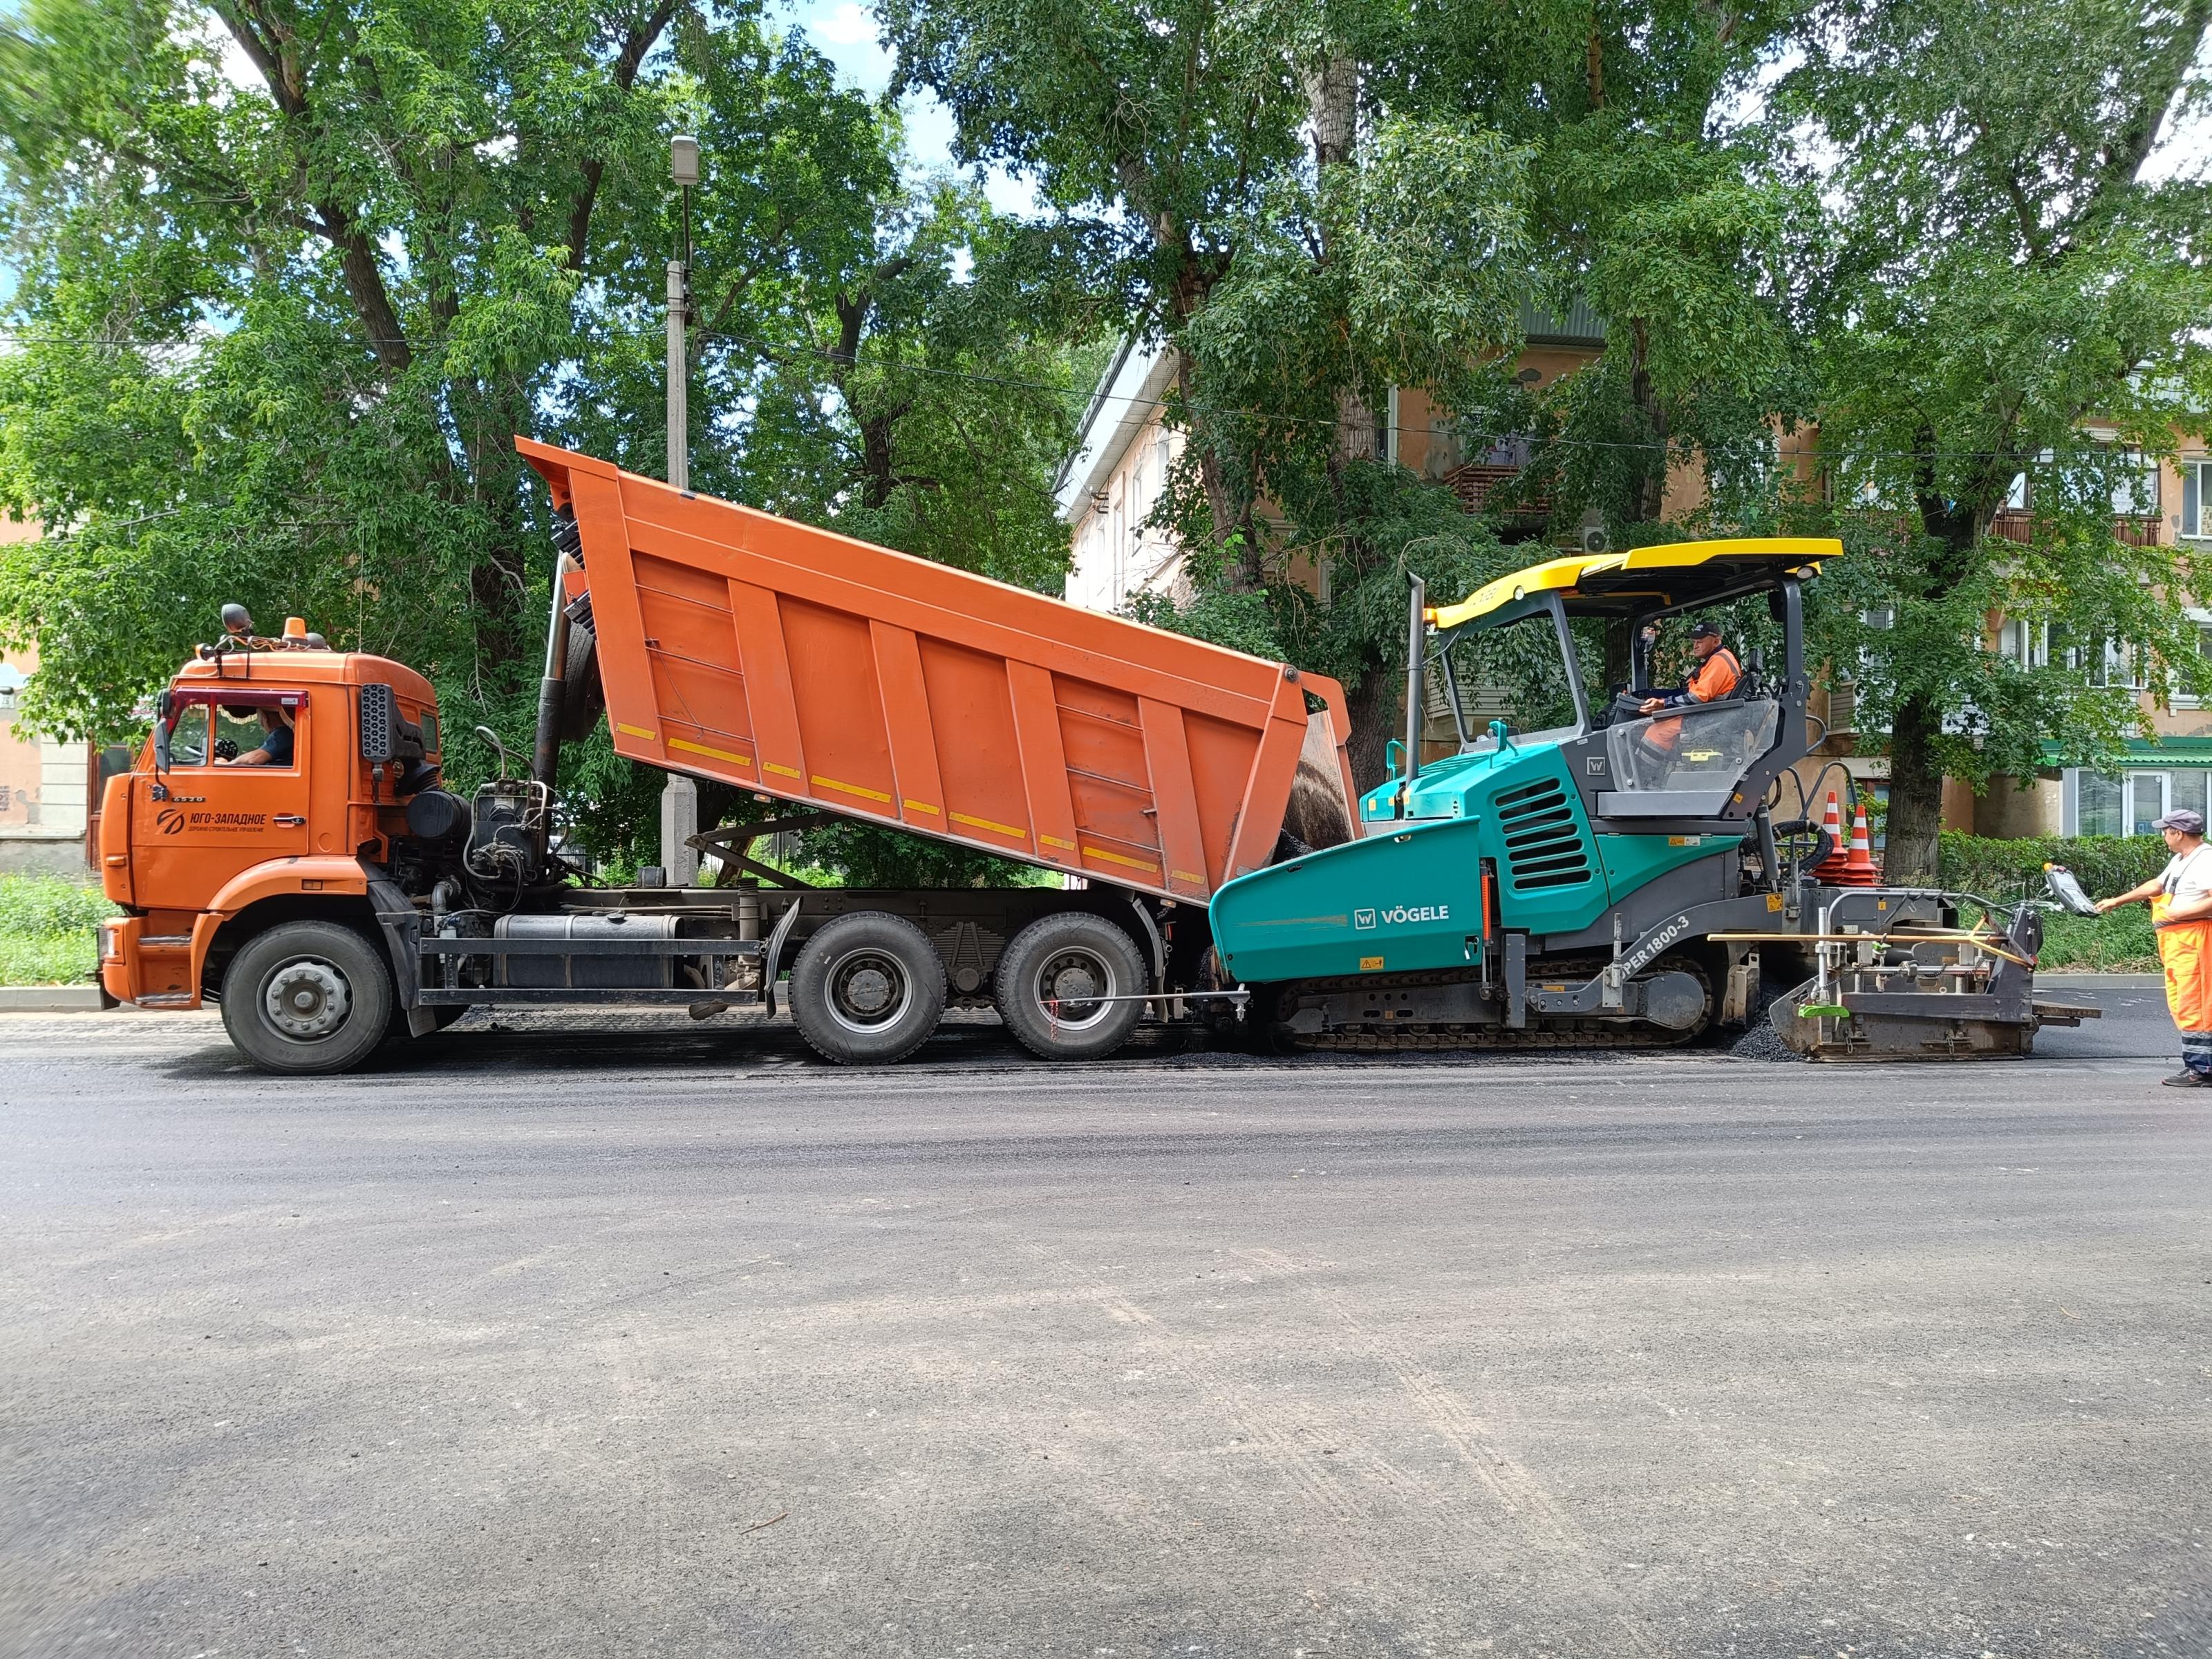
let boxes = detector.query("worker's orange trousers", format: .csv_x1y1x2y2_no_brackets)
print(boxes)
2153,897,2212,1033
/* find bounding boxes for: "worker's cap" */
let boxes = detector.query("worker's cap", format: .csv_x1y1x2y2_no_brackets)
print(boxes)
2153,807,2206,835
1689,620,1721,640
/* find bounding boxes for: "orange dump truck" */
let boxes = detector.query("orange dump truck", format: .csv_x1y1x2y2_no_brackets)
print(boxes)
97,440,1357,1073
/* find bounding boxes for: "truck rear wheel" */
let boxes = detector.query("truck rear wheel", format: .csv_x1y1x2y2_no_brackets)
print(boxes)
787,911,947,1065
993,912,1147,1060
221,921,395,1076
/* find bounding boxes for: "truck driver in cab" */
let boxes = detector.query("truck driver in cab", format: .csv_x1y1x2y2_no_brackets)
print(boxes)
217,706,294,767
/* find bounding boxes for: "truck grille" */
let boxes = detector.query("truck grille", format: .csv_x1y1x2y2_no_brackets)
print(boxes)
1495,778,1593,890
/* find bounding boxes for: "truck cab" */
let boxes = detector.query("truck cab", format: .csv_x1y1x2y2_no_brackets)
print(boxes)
98,639,442,1060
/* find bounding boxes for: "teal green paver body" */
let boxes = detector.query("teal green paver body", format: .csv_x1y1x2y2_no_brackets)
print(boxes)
1211,737,1741,984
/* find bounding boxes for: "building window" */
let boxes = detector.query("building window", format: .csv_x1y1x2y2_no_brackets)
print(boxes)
1998,619,2047,668
2077,771,2122,836
2110,449,2160,517
2063,636,2143,689
2184,460,2209,540
2073,768,2211,836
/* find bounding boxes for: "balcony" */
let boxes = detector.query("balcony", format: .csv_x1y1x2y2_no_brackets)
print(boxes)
1443,462,1551,520
1987,509,2163,547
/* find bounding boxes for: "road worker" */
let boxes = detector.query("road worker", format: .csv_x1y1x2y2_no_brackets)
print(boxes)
2095,807,2212,1087
1639,621,1740,714
1627,621,1743,781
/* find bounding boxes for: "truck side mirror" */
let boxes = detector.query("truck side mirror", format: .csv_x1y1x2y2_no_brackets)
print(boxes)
360,683,397,764
152,690,174,773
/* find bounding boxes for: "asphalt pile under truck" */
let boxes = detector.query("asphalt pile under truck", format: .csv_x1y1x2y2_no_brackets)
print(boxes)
95,439,2097,1074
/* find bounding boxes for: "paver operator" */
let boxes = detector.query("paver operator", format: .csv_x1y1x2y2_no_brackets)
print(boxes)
2096,807,2212,1088
1638,621,1741,715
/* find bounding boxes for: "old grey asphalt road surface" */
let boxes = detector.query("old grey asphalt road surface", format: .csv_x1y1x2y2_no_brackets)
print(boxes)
2,988,2206,1658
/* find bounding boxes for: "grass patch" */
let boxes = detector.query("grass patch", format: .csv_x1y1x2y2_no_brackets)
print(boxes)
0,875,116,985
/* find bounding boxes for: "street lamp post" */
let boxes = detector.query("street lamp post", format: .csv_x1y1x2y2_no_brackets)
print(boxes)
666,133,697,492
661,133,702,885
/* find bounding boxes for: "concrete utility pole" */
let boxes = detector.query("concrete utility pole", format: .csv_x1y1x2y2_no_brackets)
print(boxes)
661,133,702,884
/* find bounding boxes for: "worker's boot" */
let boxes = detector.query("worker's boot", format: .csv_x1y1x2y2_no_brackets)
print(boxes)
2161,1069,2212,1088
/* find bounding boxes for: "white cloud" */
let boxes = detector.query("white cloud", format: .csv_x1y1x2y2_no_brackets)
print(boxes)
812,2,879,46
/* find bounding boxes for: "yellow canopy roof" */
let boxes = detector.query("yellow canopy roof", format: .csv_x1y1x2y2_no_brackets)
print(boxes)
1425,537,1839,633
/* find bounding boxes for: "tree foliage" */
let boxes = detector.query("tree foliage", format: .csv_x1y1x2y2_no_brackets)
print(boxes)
0,0,1076,877
1781,0,2212,877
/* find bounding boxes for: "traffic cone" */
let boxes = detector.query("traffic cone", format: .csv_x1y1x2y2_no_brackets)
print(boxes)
1810,791,1853,882
1837,800,1880,886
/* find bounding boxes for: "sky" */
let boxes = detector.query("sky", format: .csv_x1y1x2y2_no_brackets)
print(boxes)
779,0,1038,213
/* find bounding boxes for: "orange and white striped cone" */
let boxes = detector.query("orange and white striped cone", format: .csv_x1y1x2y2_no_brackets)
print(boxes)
1837,800,1880,886
1810,791,1852,883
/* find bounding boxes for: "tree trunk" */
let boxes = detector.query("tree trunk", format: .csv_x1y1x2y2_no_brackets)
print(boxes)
1884,693,1946,884
1343,646,1398,794
1628,317,1668,522
1884,471,1995,885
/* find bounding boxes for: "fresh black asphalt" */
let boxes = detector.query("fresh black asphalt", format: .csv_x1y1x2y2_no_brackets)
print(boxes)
1,986,2206,1658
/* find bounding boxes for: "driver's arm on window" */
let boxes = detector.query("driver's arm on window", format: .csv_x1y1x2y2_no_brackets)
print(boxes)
225,714,292,767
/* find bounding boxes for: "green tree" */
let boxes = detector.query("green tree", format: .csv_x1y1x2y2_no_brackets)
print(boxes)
0,0,1077,879
1781,0,2212,879
0,0,890,749
1382,0,1813,538
885,0,1549,780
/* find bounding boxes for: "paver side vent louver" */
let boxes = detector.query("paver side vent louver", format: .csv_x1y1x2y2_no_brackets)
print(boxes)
1494,778,1593,891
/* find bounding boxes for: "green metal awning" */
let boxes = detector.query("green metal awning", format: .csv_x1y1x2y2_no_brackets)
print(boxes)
2041,736,2212,767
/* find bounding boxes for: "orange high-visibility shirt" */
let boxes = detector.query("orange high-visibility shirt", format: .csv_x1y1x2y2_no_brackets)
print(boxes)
1685,646,1741,704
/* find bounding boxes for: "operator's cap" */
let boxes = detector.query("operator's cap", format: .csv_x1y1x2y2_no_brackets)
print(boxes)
1689,620,1721,640
2154,807,2206,835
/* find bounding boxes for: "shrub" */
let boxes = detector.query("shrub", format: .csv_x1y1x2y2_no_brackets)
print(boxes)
1938,832,2169,903
0,875,115,985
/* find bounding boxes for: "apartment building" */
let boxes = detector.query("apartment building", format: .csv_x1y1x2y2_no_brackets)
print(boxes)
1812,446,2212,841
1053,304,1613,614
1054,323,2208,842
0,514,92,876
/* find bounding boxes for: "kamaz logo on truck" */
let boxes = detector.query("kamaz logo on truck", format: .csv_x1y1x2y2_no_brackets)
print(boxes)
1354,903,1450,931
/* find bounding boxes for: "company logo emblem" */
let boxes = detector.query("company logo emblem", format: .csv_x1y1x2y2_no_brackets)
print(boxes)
1356,902,1452,930
1586,756,1606,776
155,807,184,836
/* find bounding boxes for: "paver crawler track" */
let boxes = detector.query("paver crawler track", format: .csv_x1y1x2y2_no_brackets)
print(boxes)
1277,956,1716,1052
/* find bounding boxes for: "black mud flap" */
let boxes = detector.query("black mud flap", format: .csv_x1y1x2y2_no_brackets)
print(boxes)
362,868,435,1037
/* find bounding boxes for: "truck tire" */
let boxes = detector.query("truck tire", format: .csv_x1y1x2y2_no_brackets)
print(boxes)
787,911,947,1065
993,911,1147,1060
221,921,395,1076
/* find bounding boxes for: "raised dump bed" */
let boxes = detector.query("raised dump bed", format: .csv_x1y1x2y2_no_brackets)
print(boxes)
518,440,1358,901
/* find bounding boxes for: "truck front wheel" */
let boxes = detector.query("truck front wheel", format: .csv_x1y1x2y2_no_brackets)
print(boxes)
221,921,395,1076
993,912,1147,1060
787,912,947,1065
